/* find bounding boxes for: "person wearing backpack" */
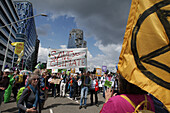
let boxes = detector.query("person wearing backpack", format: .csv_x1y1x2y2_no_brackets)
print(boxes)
100,74,155,113
17,73,39,113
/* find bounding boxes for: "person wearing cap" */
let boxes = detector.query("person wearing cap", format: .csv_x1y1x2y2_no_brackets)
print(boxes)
0,69,10,108
4,68,15,103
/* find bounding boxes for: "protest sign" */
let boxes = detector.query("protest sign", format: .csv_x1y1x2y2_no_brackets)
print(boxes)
96,68,102,77
52,69,58,73
51,79,60,84
104,80,112,88
102,66,107,72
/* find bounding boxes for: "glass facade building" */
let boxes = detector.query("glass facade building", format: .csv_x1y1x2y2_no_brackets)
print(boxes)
67,29,87,48
0,0,19,70
14,1,38,70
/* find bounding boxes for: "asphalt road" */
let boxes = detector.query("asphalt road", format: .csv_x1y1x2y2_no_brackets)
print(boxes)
0,91,105,113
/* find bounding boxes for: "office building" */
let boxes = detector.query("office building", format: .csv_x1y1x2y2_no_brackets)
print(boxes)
14,1,38,70
67,29,87,48
0,0,19,70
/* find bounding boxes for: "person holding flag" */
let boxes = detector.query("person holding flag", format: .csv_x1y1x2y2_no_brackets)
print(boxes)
100,0,170,112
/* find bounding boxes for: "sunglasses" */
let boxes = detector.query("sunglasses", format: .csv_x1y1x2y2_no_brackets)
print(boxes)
33,78,39,81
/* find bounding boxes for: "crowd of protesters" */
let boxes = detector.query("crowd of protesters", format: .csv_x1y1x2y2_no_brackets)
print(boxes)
0,65,169,113
0,65,121,113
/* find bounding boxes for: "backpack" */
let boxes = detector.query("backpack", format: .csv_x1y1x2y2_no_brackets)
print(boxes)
16,86,31,103
16,74,23,83
120,95,154,113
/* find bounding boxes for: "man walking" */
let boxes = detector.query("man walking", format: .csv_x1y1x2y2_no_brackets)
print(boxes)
79,72,91,109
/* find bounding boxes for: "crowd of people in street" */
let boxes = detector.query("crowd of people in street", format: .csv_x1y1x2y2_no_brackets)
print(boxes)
0,66,121,113
0,65,169,113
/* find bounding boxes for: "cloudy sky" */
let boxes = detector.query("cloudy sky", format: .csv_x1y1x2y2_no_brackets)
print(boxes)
26,0,132,71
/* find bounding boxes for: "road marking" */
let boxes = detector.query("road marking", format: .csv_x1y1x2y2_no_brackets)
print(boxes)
50,109,53,113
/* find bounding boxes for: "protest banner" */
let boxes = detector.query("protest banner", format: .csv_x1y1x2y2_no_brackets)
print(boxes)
47,48,87,69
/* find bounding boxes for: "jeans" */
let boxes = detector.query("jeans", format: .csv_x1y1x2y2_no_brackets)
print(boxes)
70,86,73,98
80,87,88,106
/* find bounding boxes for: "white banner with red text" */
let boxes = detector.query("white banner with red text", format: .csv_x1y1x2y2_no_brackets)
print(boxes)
47,48,87,69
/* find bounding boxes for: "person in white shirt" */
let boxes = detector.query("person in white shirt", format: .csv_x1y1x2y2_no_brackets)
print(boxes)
60,72,67,97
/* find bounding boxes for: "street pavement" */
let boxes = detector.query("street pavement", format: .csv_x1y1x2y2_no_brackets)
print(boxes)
0,91,105,113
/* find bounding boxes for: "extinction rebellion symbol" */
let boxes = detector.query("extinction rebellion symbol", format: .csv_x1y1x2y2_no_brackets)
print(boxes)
131,0,170,89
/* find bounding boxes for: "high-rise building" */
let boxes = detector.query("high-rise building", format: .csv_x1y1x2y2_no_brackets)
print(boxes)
0,0,19,70
67,29,87,73
14,1,38,70
67,29,87,48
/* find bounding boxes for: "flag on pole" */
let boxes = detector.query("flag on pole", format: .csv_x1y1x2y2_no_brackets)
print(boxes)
11,42,24,56
11,42,24,64
118,0,170,111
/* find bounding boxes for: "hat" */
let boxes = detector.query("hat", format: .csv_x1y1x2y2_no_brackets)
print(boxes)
4,69,11,72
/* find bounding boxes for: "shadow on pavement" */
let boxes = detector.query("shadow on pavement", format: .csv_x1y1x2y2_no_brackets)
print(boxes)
2,107,18,113
86,101,104,108
43,103,61,110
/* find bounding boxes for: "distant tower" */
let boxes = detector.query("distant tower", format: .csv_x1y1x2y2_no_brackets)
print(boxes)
67,29,87,48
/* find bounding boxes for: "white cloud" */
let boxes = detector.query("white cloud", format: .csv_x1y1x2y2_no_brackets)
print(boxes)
36,24,51,36
38,44,49,63
60,45,67,49
87,41,121,71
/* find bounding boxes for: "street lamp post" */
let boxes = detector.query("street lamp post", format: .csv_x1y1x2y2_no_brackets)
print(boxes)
0,13,47,71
